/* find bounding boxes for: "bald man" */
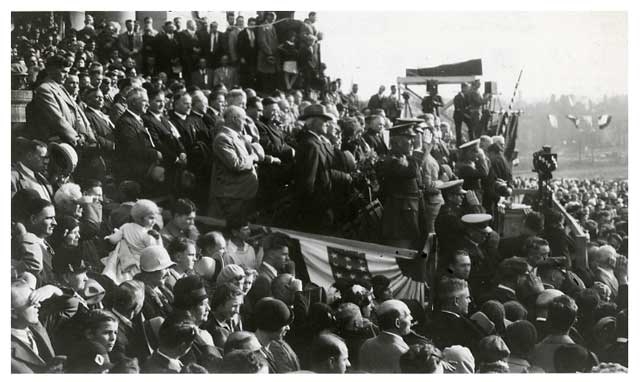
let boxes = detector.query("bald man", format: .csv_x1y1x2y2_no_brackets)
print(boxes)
358,299,411,373
311,333,351,373
209,106,260,221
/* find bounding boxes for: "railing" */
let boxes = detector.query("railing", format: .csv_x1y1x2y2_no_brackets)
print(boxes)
508,188,588,269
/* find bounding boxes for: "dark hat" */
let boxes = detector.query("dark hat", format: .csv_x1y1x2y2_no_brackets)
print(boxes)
476,335,510,363
498,256,530,279
504,320,537,355
298,104,335,121
504,300,528,322
173,275,208,310
262,96,278,106
65,340,114,373
437,179,467,194
554,344,598,373
371,274,391,289
387,121,417,137
53,251,88,274
254,297,294,331
481,300,510,333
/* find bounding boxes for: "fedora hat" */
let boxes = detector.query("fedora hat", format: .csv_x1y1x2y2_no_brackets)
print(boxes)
298,104,335,121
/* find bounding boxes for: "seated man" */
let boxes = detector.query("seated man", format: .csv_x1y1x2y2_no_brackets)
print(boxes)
161,198,199,246
358,299,412,373
141,314,199,373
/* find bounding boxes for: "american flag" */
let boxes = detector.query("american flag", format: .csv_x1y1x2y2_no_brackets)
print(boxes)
328,247,371,282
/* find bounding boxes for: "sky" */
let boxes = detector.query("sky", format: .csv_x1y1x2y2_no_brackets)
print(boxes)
314,12,627,102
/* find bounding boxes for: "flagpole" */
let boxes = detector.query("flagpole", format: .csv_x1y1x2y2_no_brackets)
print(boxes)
508,68,524,112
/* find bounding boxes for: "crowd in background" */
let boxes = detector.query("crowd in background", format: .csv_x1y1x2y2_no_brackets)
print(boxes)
10,11,628,374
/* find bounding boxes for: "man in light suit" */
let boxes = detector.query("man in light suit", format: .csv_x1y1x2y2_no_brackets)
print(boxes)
190,57,215,90
11,139,53,201
212,54,238,90
117,19,143,65
27,55,80,146
358,299,412,373
208,106,260,221
11,279,58,373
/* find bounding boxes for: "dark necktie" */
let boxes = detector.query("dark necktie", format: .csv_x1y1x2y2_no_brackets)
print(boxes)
128,33,134,50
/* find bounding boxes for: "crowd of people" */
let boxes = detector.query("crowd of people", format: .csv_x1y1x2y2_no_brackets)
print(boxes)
11,11,628,374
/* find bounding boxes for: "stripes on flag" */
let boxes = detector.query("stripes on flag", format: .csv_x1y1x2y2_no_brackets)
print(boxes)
271,227,427,302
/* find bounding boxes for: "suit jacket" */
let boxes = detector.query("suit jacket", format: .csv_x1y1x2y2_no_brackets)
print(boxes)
367,94,385,110
110,310,153,363
200,31,227,67
11,322,56,373
294,130,333,211
179,29,200,56
212,66,238,89
116,31,143,58
237,28,258,66
169,112,212,177
142,112,185,168
209,126,259,200
114,110,159,182
424,310,484,352
84,106,116,152
153,32,181,72
11,162,53,201
256,24,279,74
453,91,467,118
362,130,388,156
28,79,80,145
358,332,409,373
16,232,55,287
190,68,215,90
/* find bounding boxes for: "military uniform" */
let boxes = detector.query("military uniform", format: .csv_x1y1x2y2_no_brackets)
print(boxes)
378,122,425,249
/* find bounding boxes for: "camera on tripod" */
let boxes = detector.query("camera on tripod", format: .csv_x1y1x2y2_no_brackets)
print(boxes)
401,91,411,101
532,145,558,181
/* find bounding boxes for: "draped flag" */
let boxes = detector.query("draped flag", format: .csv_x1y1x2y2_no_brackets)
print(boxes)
547,114,559,129
503,113,519,162
270,228,427,302
566,114,580,128
598,114,613,129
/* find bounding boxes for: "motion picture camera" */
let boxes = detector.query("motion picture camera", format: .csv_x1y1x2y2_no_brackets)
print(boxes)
532,145,558,181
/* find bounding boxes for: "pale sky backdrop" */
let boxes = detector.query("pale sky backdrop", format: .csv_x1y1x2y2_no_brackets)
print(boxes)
313,12,627,102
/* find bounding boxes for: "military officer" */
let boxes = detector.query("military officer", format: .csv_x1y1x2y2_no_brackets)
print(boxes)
454,214,501,302
377,121,425,250
434,179,467,258
455,139,489,210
